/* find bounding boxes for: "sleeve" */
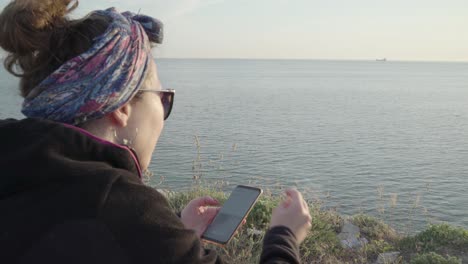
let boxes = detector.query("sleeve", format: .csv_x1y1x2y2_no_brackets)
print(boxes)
98,175,223,264
260,226,301,264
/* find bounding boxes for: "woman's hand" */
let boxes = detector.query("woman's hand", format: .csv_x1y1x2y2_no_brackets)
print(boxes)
180,196,220,237
270,189,312,244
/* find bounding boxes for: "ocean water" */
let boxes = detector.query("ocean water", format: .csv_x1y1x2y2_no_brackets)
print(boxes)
1,59,467,232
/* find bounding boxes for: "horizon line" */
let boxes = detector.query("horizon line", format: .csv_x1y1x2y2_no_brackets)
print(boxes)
155,57,468,64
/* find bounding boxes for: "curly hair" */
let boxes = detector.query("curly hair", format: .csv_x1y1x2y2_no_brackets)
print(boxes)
0,0,112,97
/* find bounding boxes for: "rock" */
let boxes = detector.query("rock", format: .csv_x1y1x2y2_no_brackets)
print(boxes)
247,228,264,239
374,252,400,264
341,220,361,234
338,221,368,249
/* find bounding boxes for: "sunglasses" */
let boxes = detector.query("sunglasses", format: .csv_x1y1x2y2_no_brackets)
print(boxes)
139,89,175,120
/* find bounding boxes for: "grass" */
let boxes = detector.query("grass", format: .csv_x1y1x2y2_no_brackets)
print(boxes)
165,186,468,264
398,224,468,263
409,252,462,264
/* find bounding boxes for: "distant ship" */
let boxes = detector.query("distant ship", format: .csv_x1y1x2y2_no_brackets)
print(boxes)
376,58,387,62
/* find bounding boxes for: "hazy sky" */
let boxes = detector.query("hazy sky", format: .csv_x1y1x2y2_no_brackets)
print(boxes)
0,0,467,61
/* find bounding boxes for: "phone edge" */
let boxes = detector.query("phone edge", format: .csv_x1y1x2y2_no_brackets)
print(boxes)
201,185,263,246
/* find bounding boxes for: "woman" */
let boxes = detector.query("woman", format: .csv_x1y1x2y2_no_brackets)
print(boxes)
0,1,312,263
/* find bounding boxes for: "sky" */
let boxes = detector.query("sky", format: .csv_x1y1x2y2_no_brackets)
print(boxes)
0,0,467,61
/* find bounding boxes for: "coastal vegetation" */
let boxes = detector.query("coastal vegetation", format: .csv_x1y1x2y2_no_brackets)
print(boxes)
167,186,468,264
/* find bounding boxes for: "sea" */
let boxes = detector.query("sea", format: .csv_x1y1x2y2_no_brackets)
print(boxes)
1,59,467,232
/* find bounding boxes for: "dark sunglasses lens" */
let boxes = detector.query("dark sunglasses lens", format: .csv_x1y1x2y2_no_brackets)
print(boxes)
160,92,174,120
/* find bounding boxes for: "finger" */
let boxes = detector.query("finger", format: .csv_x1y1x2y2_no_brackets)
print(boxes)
205,207,221,215
198,206,206,214
204,207,221,221
199,205,221,215
281,196,292,208
285,188,303,203
205,207,219,217
193,196,220,207
302,198,309,210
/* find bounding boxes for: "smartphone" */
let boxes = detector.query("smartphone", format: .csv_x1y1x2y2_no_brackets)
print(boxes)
201,185,263,246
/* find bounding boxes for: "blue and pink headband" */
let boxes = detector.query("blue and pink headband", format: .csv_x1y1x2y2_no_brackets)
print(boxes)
22,8,163,125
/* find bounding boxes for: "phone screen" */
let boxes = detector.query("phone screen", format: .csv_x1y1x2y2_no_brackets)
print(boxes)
202,185,262,245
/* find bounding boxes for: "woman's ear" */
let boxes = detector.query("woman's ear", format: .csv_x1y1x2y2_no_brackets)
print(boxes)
109,102,132,128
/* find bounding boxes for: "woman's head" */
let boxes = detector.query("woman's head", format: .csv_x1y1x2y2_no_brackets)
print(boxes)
0,0,170,171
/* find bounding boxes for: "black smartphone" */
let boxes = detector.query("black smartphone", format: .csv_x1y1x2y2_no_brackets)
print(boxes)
201,185,263,246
